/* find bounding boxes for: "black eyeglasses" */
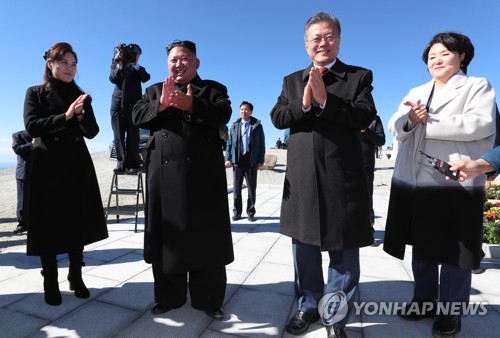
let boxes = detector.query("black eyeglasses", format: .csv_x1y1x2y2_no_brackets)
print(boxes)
166,40,197,54
308,35,338,46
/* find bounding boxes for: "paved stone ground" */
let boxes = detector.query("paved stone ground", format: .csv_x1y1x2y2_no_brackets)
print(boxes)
2,150,500,337
0,149,394,239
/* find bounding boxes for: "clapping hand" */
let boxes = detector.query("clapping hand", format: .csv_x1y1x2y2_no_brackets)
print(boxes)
159,77,193,113
404,100,428,125
65,94,88,121
302,67,327,109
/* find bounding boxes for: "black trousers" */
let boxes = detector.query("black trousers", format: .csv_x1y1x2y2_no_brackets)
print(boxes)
365,166,375,226
152,263,227,310
232,153,257,217
111,108,140,169
412,258,472,313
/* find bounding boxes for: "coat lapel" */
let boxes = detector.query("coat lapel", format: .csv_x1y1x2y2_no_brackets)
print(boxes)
329,59,347,81
429,71,467,114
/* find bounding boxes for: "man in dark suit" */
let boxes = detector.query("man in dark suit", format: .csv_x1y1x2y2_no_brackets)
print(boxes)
12,130,33,233
110,43,150,174
270,12,377,338
225,101,266,222
132,40,234,320
360,115,386,236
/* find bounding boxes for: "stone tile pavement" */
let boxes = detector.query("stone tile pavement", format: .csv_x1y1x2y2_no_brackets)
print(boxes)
1,181,499,337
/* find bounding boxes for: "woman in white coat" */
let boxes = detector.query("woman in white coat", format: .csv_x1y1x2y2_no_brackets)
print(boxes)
383,32,496,337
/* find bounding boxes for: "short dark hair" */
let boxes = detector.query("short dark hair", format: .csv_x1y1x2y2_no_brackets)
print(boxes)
304,12,341,40
166,40,197,55
240,101,253,111
422,32,475,74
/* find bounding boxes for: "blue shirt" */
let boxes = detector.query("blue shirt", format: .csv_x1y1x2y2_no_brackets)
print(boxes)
240,120,250,154
481,146,500,173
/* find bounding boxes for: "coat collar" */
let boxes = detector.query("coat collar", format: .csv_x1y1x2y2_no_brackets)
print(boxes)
301,59,347,82
235,116,260,127
428,70,467,113
175,74,202,92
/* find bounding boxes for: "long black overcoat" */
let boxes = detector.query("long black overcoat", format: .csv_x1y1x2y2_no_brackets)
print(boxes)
132,75,234,274
270,60,377,251
24,80,108,256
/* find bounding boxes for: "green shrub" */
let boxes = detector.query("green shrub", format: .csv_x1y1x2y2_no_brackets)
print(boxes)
486,184,500,200
484,220,500,244
483,197,500,245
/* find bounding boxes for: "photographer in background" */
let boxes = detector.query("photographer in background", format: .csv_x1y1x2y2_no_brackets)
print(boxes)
110,43,150,174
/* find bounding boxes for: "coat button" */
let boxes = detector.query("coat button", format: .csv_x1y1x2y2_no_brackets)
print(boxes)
163,159,169,164
186,157,192,164
162,132,168,138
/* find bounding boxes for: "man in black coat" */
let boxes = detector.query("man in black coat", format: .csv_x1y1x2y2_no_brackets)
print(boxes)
270,12,377,338
110,43,150,174
132,40,233,320
12,130,33,233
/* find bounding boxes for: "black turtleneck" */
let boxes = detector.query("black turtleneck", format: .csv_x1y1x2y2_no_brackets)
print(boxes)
43,78,84,104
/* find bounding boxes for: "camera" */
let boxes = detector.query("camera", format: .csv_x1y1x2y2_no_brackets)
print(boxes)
114,43,141,65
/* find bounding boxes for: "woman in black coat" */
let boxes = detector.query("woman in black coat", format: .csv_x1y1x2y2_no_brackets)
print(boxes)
24,42,108,306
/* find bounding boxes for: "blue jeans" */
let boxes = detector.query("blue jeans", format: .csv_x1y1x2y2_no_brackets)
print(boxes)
292,239,360,327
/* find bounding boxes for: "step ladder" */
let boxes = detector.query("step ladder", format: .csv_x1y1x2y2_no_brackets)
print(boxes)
105,171,145,232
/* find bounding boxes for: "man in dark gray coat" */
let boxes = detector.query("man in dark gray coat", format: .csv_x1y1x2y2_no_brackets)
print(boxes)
270,12,377,338
225,101,266,222
132,40,233,320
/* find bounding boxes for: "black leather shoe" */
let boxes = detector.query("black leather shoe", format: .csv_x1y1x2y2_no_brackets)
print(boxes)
204,308,225,320
232,214,241,221
472,267,484,274
13,224,27,234
248,215,256,222
113,166,125,174
285,310,320,335
151,303,171,315
126,168,138,174
432,315,461,337
399,297,437,320
326,326,348,338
